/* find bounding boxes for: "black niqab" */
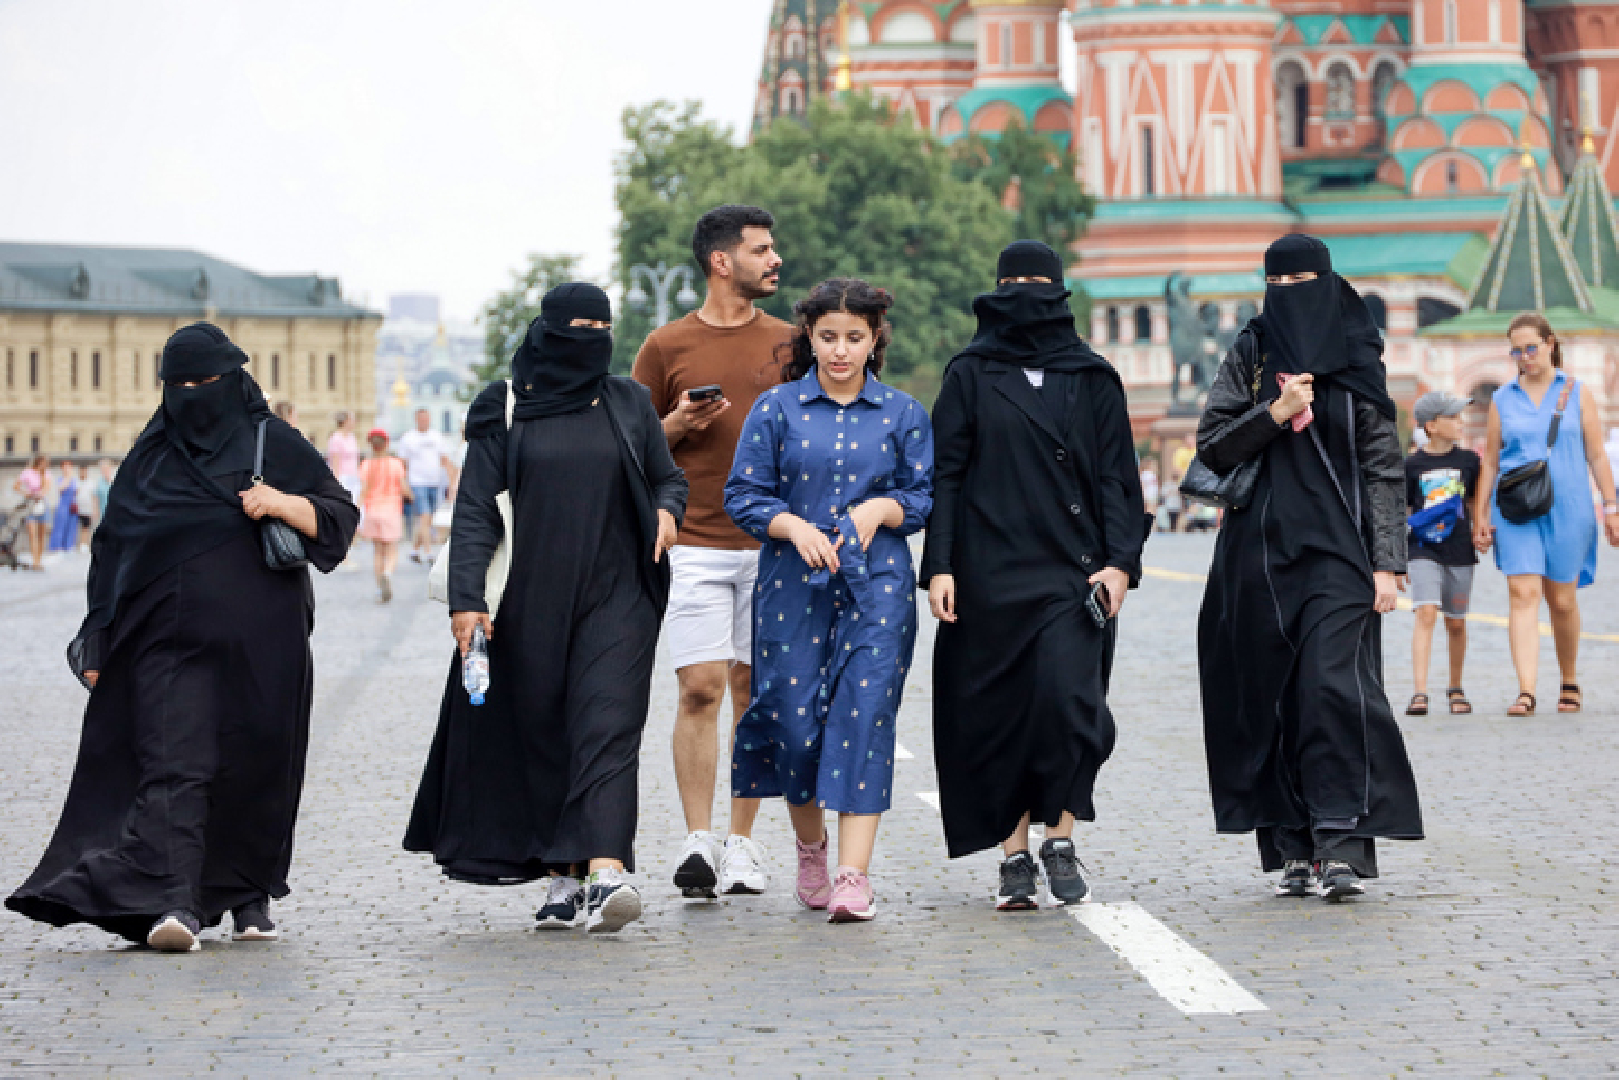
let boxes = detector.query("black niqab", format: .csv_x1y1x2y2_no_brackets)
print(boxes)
512,283,614,420
1256,235,1397,420
955,282,1103,371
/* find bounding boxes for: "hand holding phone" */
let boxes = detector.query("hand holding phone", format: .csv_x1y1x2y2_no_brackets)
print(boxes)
685,384,725,403
1085,582,1111,629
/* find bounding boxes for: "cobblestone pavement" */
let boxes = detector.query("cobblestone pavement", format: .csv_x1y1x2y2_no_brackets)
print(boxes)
1,534,1615,1075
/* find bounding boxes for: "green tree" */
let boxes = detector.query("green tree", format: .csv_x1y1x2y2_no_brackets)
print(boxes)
612,94,1086,402
475,252,585,387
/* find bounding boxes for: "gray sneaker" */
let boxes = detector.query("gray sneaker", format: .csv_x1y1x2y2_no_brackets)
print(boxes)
535,875,585,930
1037,837,1090,905
586,869,643,933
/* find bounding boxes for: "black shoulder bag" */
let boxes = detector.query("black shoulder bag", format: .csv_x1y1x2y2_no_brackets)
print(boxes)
1496,380,1574,524
1180,352,1264,511
255,419,310,569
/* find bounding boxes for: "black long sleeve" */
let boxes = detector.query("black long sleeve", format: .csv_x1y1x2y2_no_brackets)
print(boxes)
1357,398,1407,574
447,424,508,615
301,469,360,574
1197,334,1284,476
1091,375,1147,586
638,392,688,527
919,361,973,585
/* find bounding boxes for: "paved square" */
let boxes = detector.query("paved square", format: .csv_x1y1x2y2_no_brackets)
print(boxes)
1,534,1615,1073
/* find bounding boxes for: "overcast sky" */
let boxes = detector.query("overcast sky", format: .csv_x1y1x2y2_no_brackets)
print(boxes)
0,0,767,321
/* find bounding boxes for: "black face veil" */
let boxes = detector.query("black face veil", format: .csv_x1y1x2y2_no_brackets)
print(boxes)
512,283,614,420
955,242,1103,372
158,322,263,475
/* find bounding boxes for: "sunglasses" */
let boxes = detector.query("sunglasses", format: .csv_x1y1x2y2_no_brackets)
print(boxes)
1508,344,1541,361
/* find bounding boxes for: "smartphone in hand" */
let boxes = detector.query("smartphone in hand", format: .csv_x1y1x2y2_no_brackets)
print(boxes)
686,384,724,403
1086,582,1111,629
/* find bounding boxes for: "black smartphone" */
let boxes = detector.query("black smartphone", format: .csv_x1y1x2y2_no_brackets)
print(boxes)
686,384,724,403
1086,582,1111,629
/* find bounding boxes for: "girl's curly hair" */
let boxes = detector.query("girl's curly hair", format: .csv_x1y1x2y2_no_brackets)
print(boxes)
776,277,895,382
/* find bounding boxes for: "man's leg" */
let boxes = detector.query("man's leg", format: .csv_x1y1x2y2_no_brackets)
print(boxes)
673,661,730,833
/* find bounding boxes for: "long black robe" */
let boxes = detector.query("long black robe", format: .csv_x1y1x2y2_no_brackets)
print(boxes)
1196,326,1421,876
403,377,686,881
921,355,1146,858
7,415,356,942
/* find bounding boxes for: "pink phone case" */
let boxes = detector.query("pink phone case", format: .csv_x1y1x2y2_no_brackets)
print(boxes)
1274,372,1314,432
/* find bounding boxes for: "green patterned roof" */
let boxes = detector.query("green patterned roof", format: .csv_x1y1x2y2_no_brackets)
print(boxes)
1282,14,1408,46
1466,161,1592,313
1560,149,1619,290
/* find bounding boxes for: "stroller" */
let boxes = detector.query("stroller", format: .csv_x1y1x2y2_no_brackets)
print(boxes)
0,504,24,570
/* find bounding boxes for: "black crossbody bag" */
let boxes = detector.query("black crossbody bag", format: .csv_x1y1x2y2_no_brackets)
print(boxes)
1496,380,1574,524
254,419,310,570
1180,351,1265,511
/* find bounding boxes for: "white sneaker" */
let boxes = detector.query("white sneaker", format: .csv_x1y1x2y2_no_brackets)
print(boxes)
720,834,769,895
586,868,643,933
673,830,721,899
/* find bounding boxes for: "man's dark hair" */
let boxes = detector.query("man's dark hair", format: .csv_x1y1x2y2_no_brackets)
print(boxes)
692,204,775,279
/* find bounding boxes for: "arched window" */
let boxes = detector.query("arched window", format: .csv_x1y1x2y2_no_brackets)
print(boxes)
1445,159,1459,192
1370,61,1399,148
1275,62,1308,149
1001,22,1012,68
1106,306,1121,344
1444,0,1458,44
1325,63,1356,120
784,16,806,59
91,351,101,390
781,85,803,115
1139,124,1156,195
328,354,337,390
1133,305,1153,343
70,350,79,390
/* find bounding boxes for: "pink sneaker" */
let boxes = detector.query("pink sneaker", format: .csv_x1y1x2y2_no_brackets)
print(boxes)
827,866,876,922
796,835,831,909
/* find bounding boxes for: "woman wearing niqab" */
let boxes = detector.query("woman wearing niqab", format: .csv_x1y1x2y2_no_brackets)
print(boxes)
1196,235,1422,901
7,322,358,951
922,241,1147,910
404,284,687,935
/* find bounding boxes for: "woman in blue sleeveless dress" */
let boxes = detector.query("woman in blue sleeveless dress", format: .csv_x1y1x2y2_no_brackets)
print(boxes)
1474,314,1619,716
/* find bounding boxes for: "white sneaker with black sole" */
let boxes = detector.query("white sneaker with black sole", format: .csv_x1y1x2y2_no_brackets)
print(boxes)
586,868,643,933
673,830,721,900
535,875,586,930
719,834,768,895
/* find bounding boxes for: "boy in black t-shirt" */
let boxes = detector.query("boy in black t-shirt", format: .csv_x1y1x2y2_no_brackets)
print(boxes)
1404,391,1480,716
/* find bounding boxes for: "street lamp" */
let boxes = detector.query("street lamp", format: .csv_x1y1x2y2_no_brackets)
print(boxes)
627,261,699,327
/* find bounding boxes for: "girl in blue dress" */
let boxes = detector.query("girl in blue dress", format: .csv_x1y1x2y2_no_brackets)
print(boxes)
724,278,933,923
1474,313,1619,715
48,460,80,553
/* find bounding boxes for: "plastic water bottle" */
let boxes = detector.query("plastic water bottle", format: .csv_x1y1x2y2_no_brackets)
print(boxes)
463,623,490,706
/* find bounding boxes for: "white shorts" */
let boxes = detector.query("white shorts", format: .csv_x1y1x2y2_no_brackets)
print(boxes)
666,545,759,670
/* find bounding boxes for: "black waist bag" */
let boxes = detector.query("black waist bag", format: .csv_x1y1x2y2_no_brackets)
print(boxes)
1496,381,1572,525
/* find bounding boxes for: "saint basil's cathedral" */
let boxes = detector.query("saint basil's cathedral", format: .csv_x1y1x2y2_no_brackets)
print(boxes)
756,0,1619,442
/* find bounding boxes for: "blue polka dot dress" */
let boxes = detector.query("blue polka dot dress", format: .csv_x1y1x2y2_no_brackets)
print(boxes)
722,367,934,814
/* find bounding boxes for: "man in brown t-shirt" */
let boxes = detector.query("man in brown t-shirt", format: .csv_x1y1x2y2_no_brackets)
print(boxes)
633,204,791,900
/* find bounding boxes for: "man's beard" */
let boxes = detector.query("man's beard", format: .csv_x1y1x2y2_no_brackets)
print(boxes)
737,270,779,301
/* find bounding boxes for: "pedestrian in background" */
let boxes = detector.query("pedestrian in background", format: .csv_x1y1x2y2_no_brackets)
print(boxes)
724,278,933,923
406,285,686,935
1473,313,1619,715
1403,391,1480,717
358,428,407,602
632,204,789,900
326,412,361,503
1196,235,1421,902
7,322,357,953
923,241,1145,911
12,454,49,570
48,459,79,553
93,459,115,521
398,407,456,564
1139,461,1159,514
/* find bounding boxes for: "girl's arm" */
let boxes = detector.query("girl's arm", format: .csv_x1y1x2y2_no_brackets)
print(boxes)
884,399,934,538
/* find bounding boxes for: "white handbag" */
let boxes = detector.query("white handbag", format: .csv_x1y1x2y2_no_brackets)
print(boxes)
428,381,514,613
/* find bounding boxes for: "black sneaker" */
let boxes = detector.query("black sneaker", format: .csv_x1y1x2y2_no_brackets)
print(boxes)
1274,860,1317,898
535,875,585,931
586,869,643,934
1319,861,1365,902
996,851,1040,911
1038,837,1090,905
231,898,279,940
147,911,202,953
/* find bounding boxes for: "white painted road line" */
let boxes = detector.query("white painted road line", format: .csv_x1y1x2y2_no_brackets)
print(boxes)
915,790,939,810
895,743,915,761
1069,902,1267,1015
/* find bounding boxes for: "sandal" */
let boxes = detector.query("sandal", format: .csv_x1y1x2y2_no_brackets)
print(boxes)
1404,693,1429,716
1558,684,1582,713
1447,688,1472,715
1508,692,1536,717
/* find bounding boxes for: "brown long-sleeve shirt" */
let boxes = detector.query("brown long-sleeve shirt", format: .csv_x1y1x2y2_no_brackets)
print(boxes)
632,309,793,549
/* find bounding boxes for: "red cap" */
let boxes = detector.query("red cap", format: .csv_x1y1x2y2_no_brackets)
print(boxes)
367,427,389,441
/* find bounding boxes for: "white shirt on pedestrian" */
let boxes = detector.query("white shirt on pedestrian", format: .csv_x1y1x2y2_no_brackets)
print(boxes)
397,429,446,489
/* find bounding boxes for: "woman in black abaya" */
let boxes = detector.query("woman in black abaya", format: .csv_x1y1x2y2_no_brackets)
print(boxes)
404,284,686,935
923,241,1146,911
7,323,357,952
1196,234,1421,901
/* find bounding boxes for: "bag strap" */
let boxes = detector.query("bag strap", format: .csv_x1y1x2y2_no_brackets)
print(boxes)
1545,379,1575,448
504,379,515,430
252,419,268,485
